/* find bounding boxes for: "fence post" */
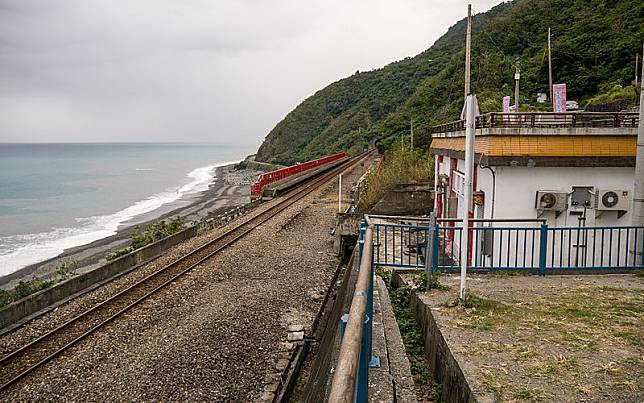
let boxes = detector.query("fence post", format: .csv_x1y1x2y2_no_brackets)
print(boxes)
433,222,439,275
538,223,548,276
367,242,378,367
424,213,437,291
358,221,367,267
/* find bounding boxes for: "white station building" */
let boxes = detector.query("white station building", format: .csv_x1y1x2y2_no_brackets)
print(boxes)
429,112,641,269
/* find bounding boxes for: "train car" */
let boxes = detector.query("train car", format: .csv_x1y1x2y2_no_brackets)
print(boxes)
251,152,349,199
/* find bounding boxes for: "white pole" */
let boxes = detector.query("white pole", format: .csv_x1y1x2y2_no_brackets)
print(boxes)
633,42,644,266
410,118,414,151
338,174,343,213
636,53,639,87
460,94,475,299
514,64,521,111
548,27,553,107
464,5,472,99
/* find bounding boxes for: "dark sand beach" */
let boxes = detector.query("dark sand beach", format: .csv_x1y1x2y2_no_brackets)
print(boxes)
0,164,261,288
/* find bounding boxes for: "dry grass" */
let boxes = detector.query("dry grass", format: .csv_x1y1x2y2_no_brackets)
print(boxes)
356,148,432,211
422,274,644,402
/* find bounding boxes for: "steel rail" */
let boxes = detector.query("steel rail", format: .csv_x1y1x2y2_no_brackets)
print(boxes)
0,150,372,393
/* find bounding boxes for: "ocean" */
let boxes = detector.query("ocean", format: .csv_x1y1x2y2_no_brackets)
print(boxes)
0,143,255,276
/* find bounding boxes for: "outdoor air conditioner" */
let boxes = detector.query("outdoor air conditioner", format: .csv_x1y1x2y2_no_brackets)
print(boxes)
535,191,568,213
596,189,630,212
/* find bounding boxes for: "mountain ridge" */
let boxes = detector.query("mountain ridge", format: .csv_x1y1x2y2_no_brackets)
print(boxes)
256,0,643,164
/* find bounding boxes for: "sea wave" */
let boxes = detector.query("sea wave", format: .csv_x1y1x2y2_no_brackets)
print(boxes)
0,160,240,277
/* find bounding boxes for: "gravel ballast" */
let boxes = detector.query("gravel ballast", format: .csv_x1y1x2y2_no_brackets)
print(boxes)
1,155,376,401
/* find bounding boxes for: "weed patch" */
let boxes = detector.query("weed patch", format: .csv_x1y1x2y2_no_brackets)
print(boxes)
385,281,440,401
106,217,187,261
0,261,78,308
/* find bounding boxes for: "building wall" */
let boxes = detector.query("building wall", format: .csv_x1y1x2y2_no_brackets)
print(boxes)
489,166,634,227
434,158,637,269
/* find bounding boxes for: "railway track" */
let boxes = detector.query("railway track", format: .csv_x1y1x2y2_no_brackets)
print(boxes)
0,150,372,393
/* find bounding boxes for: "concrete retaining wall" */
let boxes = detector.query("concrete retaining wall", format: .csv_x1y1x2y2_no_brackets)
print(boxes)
392,270,477,403
0,200,263,332
370,183,434,216
0,225,200,331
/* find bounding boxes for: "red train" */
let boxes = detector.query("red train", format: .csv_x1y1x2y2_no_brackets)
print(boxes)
251,152,349,196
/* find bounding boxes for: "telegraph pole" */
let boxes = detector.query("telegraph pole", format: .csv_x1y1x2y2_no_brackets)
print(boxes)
636,53,639,89
634,42,644,266
410,118,414,150
548,28,553,107
464,4,472,99
514,63,521,111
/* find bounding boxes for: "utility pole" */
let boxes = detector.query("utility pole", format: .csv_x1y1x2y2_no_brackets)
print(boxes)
460,94,475,299
410,118,414,150
636,53,639,89
548,27,553,108
464,4,472,99
459,4,474,300
514,63,521,111
634,42,644,265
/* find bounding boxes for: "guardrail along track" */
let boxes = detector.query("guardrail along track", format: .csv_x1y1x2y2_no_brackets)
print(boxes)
0,151,372,392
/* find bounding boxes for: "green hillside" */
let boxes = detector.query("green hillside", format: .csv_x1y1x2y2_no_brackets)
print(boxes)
256,0,644,164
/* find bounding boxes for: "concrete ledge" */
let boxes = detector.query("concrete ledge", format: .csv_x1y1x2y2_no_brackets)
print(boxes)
0,225,198,331
374,275,417,403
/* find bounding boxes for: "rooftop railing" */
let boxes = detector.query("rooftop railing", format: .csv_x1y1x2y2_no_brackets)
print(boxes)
431,112,639,135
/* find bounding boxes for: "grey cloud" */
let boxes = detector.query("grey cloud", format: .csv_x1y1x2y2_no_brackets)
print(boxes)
0,0,501,144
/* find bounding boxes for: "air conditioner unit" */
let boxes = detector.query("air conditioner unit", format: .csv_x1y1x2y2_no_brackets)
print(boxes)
596,189,630,211
535,191,568,212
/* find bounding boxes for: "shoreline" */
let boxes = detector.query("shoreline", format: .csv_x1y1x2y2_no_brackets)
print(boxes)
0,163,261,288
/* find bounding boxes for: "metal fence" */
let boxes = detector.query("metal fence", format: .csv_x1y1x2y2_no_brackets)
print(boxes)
372,221,644,275
431,112,639,134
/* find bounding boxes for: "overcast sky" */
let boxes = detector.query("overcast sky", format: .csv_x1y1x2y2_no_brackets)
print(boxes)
0,0,501,146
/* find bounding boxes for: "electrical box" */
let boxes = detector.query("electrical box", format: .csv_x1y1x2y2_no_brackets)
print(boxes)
447,196,458,218
570,186,594,209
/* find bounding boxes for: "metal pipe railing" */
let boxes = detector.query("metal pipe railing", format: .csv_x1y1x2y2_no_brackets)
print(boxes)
328,227,374,403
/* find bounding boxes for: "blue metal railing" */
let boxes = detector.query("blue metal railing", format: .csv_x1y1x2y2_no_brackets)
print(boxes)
332,220,379,402
373,222,644,275
334,220,643,401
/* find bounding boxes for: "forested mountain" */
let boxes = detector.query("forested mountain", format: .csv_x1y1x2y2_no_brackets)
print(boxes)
256,0,644,164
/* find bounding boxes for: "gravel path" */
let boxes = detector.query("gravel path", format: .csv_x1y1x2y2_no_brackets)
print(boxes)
1,155,375,401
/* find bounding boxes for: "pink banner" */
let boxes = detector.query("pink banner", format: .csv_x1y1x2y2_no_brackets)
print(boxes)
502,96,511,123
502,96,511,113
553,83,567,113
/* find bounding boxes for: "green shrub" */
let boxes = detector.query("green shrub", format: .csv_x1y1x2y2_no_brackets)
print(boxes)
106,217,187,261
0,261,78,308
584,84,638,110
357,148,433,211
